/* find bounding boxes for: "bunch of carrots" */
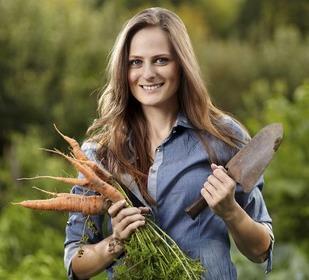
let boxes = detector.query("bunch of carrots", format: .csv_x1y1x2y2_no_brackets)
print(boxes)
14,126,204,279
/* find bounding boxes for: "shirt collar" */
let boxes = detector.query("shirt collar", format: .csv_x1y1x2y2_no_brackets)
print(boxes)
174,112,194,129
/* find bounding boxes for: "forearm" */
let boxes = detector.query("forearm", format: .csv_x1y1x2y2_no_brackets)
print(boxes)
71,235,124,279
224,203,271,263
202,164,272,263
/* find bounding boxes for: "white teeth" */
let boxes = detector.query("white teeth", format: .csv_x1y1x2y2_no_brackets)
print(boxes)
142,83,163,91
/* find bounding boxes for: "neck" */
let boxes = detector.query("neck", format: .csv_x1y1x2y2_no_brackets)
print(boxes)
142,106,178,155
145,105,178,131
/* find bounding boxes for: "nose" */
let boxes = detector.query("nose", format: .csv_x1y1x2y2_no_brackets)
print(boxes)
142,62,156,80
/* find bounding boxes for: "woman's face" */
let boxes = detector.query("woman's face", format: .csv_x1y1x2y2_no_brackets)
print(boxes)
128,26,180,112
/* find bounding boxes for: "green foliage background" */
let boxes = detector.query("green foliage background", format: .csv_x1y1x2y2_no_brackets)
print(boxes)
0,0,308,279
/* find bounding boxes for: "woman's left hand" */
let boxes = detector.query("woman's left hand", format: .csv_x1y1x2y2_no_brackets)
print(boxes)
201,163,238,220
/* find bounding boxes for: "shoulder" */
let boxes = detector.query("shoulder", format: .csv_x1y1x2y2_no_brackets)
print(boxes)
81,141,99,162
201,115,250,165
220,115,250,146
221,115,250,142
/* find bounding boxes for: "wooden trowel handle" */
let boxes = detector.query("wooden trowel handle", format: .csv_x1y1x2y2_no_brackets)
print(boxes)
185,196,208,219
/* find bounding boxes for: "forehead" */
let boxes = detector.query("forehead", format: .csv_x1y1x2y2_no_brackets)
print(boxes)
129,26,173,56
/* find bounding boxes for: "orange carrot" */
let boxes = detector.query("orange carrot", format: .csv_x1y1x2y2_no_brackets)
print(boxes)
14,130,126,216
18,176,88,187
13,194,111,215
31,186,92,198
61,156,124,202
41,149,106,185
53,124,88,161
82,160,113,181
32,186,73,197
19,151,124,202
53,125,114,182
42,146,113,184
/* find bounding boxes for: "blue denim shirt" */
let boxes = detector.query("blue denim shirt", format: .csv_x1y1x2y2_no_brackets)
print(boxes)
64,114,273,280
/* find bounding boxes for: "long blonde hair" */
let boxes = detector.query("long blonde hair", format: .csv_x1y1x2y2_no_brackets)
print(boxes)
88,7,246,204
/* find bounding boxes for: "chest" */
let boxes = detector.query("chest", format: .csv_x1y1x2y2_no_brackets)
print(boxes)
148,130,211,208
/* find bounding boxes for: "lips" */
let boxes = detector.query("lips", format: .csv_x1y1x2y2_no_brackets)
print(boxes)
140,83,164,91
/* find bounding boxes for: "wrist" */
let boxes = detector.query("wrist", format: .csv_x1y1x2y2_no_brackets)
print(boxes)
108,236,124,255
221,201,244,224
94,235,124,260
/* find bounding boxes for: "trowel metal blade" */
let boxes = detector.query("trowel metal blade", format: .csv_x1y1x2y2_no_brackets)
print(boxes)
226,123,283,192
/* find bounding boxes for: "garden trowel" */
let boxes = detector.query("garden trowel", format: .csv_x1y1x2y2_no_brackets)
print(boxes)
185,123,283,220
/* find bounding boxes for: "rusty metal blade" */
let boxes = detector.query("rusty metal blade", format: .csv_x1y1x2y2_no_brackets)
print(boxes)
226,123,283,192
185,123,283,219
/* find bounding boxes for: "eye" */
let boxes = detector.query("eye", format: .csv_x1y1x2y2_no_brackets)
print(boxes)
155,57,169,65
129,59,142,67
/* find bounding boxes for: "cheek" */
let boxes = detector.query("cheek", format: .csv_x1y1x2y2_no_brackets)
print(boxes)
161,63,180,83
165,68,180,89
128,70,139,87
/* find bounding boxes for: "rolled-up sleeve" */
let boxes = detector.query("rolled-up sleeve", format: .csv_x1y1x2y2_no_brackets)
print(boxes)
238,177,274,273
64,185,104,279
63,142,105,279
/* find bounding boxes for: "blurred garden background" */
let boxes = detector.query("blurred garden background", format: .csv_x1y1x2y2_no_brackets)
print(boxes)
0,0,308,279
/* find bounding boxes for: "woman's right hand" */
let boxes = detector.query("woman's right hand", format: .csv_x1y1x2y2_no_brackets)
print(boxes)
71,200,149,278
108,200,149,242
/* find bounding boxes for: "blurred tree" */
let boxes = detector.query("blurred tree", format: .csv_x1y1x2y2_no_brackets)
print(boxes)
237,0,309,40
196,0,243,38
230,81,309,278
232,242,309,279
0,128,78,278
1,0,308,278
201,27,309,114
0,206,66,279
0,126,76,205
0,0,125,153
245,81,309,257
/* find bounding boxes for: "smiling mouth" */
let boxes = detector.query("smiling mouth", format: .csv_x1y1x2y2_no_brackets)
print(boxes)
140,83,164,91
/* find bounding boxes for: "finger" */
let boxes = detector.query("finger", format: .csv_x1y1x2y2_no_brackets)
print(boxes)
211,164,229,181
210,163,218,171
203,181,220,199
207,174,224,190
115,207,142,222
201,187,215,206
117,213,145,232
213,168,233,185
113,212,145,239
139,207,151,215
211,163,228,173
204,179,217,191
120,219,146,239
108,200,127,218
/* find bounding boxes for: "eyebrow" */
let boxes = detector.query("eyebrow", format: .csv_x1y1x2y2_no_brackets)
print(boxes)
128,53,172,59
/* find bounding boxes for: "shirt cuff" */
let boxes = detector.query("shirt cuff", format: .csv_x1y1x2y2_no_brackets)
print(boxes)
261,222,275,273
64,242,86,280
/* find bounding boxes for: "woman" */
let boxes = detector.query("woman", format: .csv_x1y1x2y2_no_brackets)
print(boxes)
64,7,273,279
